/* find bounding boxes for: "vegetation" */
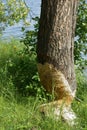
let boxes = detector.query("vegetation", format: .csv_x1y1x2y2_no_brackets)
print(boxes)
0,0,87,129
74,0,87,68
0,0,29,33
0,38,87,130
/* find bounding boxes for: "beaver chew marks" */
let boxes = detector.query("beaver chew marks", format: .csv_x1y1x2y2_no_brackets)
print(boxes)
37,62,74,105
37,63,76,125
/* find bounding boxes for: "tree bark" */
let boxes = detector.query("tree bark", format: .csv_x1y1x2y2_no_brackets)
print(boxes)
37,0,79,125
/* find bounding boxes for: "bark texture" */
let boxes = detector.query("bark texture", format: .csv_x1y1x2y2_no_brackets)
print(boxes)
37,0,79,124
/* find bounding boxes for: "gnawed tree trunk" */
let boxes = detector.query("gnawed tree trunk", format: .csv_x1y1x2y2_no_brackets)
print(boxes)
37,0,79,125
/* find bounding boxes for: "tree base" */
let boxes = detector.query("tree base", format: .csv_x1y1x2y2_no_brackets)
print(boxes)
37,62,76,126
39,101,76,126
37,63,75,101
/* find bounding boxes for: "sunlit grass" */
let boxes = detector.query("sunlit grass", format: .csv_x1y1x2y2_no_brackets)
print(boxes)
0,94,87,130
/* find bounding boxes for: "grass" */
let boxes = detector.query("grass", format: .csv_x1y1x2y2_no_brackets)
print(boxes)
0,39,87,130
0,93,87,130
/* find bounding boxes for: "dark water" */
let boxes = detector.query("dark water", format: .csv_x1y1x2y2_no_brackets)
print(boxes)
1,0,41,40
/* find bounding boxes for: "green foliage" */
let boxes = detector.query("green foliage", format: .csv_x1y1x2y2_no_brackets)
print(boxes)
0,39,50,101
0,0,29,33
72,69,87,129
7,47,37,95
74,0,87,67
0,71,87,130
75,69,87,100
21,17,39,54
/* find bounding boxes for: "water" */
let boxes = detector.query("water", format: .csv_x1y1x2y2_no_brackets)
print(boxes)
1,0,87,40
1,0,41,40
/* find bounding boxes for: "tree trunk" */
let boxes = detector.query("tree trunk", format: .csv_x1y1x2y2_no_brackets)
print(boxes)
37,0,79,125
